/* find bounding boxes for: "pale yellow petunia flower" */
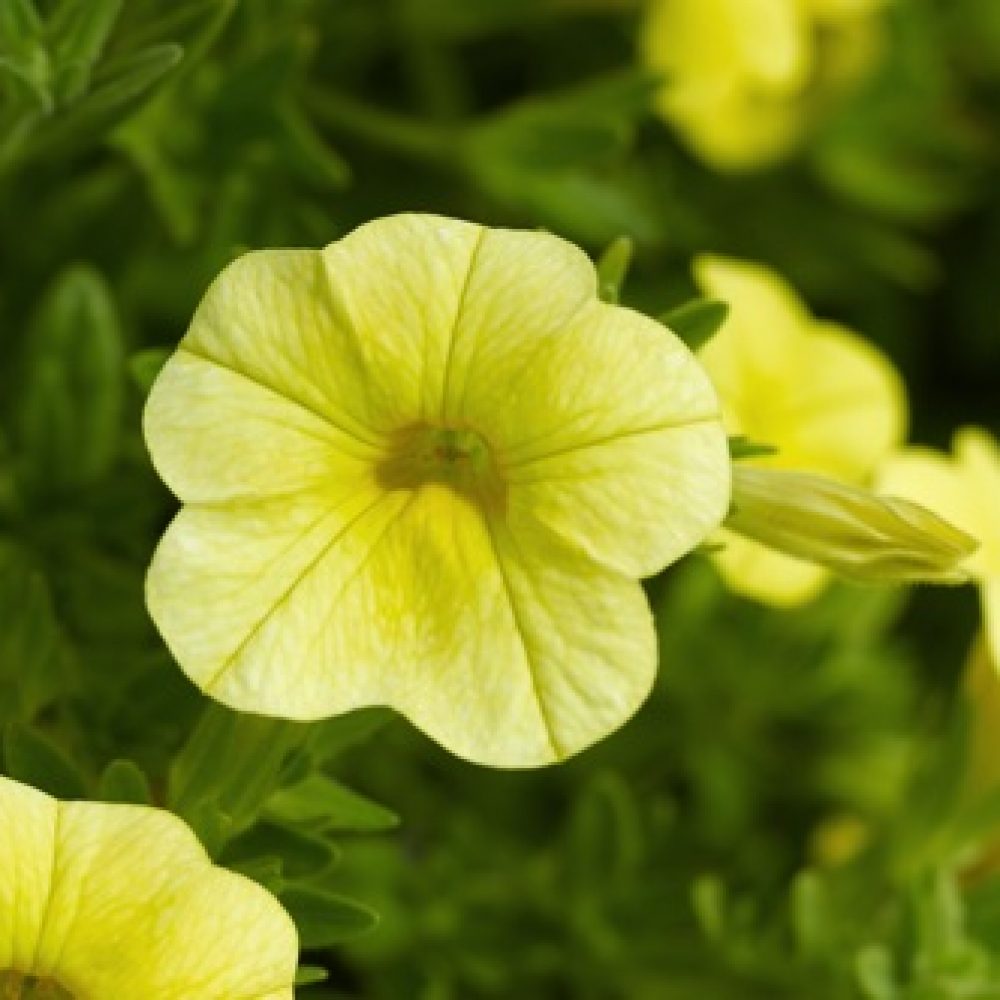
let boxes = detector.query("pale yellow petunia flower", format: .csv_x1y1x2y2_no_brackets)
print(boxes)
695,255,906,606
144,213,730,768
879,428,1000,664
0,776,297,999
640,0,886,170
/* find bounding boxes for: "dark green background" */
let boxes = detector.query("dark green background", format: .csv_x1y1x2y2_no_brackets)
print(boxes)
2,1,999,996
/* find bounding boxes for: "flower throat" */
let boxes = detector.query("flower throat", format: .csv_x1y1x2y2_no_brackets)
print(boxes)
376,422,506,511
0,974,75,999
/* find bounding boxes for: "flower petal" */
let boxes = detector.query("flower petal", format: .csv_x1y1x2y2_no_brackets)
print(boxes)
320,214,487,424
766,321,906,480
38,800,296,998
507,420,729,579
150,483,655,766
476,514,658,764
644,0,808,96
175,247,388,444
695,255,809,402
0,777,56,972
0,777,296,999
467,301,729,577
146,484,387,691
957,428,1000,575
434,225,598,423
145,350,374,504
727,0,810,91
696,259,905,480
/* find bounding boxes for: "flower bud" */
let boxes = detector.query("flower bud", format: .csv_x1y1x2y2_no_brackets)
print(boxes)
726,466,978,584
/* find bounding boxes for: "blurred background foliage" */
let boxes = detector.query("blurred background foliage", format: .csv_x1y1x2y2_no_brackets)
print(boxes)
1,0,999,996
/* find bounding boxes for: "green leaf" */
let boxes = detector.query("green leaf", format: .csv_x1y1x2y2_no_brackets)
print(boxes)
294,966,329,987
567,771,643,888
0,543,72,722
728,436,778,460
469,110,628,172
280,886,378,947
595,236,633,305
267,774,399,834
691,875,727,945
48,0,123,104
276,104,350,189
464,71,655,174
169,705,309,852
308,706,396,761
228,854,285,893
0,0,42,37
184,799,234,858
84,42,182,114
660,298,729,352
97,758,153,804
3,722,88,799
224,820,340,880
481,168,660,245
0,0,52,111
855,944,898,1000
128,347,170,393
113,0,235,53
790,870,830,958
15,264,124,494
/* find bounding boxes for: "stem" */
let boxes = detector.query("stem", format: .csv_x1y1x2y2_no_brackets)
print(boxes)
169,702,310,856
308,89,458,166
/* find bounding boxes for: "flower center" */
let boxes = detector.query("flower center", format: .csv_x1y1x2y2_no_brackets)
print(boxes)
0,974,75,999
376,423,505,511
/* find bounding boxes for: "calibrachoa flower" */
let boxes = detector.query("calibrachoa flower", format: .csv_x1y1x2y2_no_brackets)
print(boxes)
0,776,296,999
640,0,886,170
695,255,906,606
144,214,730,767
879,428,1000,664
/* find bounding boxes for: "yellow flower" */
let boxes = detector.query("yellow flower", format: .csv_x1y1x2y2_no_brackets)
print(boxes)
694,255,906,605
144,213,730,767
0,776,296,999
640,0,886,170
879,428,1000,664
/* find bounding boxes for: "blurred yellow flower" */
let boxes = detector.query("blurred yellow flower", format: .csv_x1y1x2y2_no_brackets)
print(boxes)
0,776,296,999
145,213,730,767
640,0,886,170
695,255,906,605
879,428,1000,663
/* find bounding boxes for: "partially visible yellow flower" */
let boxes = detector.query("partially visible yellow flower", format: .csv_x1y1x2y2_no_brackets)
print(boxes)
0,776,296,999
144,213,730,768
640,0,886,170
695,255,906,605
879,428,1000,664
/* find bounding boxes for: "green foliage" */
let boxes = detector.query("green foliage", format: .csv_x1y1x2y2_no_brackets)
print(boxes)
0,540,73,721
4,721,88,799
596,235,634,304
14,264,124,496
1,0,999,994
97,757,153,804
661,297,730,352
